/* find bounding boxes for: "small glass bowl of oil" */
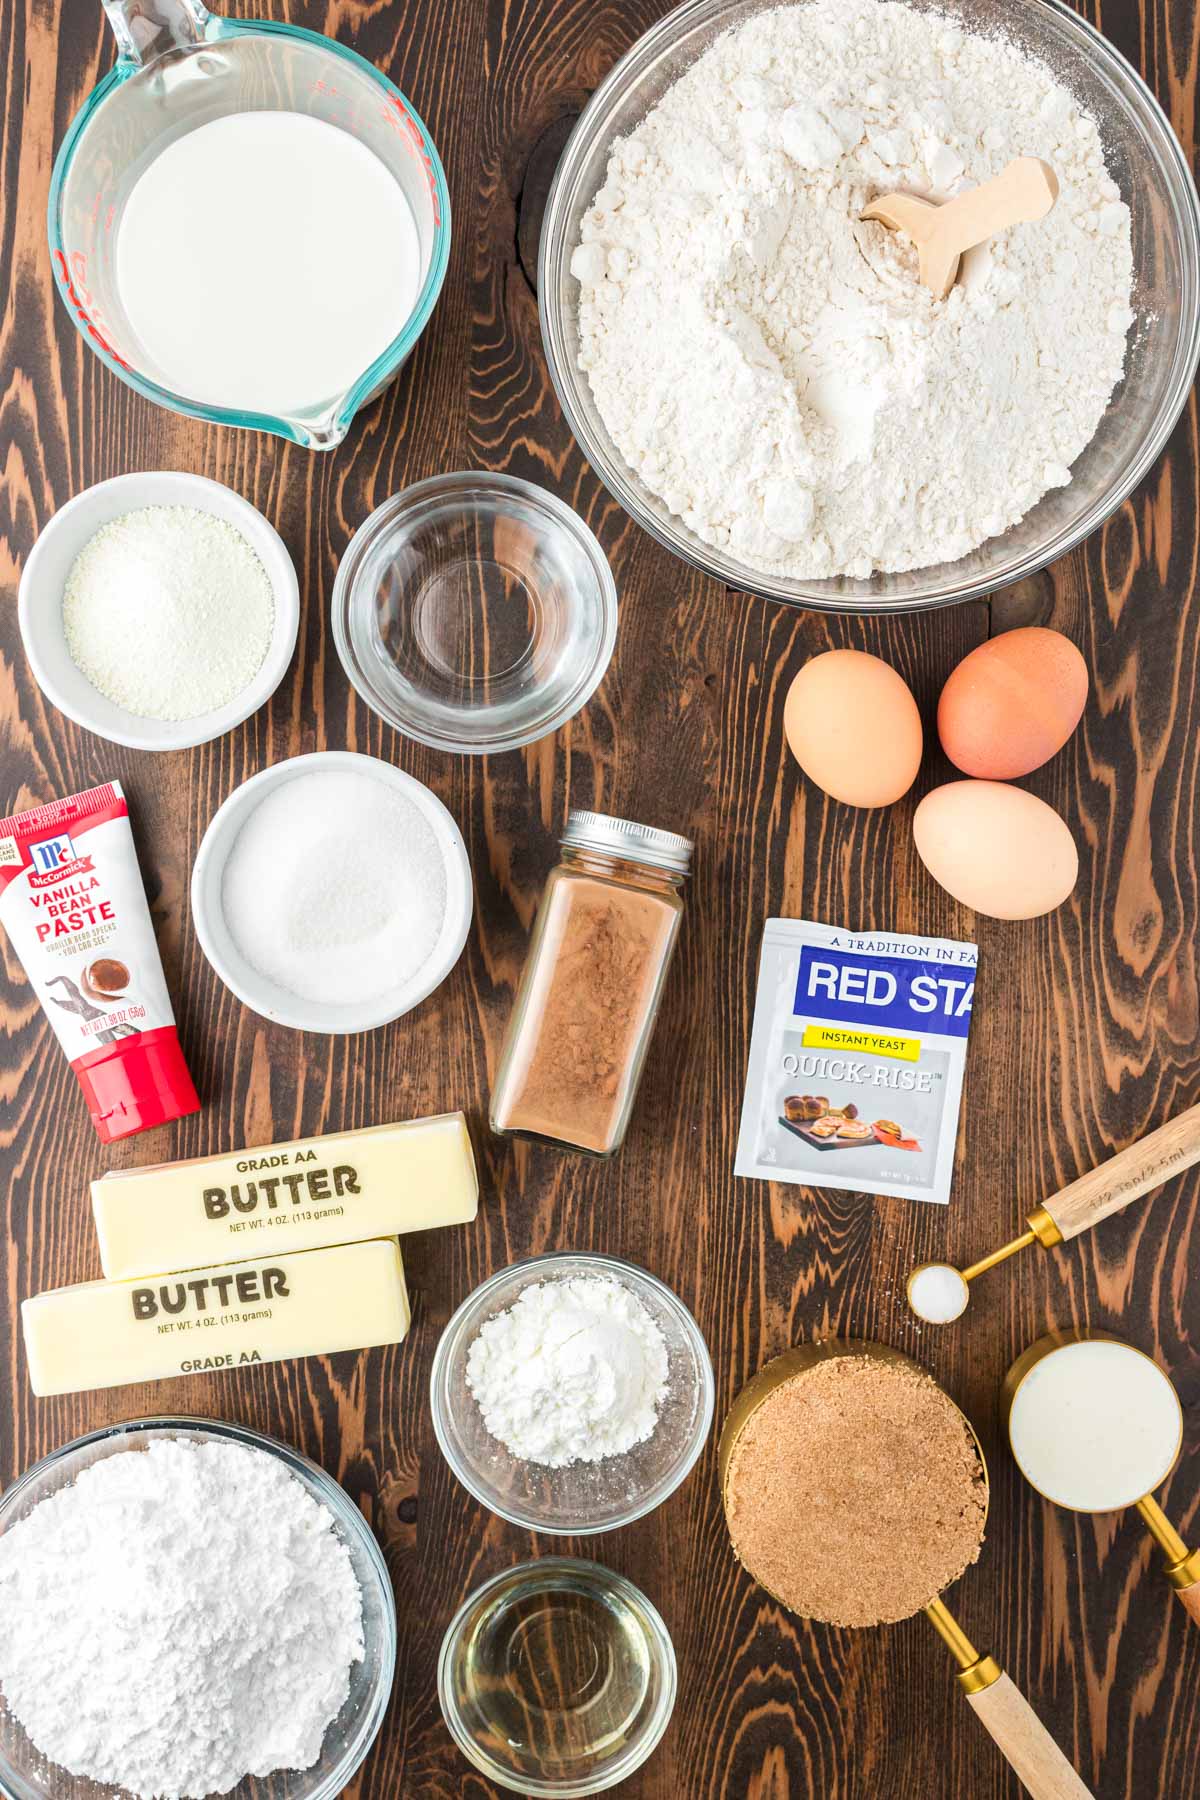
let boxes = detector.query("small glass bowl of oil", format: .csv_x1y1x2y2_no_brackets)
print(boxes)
438,1557,677,1794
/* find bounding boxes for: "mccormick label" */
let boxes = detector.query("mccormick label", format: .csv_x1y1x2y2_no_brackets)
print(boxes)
735,919,978,1206
0,782,199,1141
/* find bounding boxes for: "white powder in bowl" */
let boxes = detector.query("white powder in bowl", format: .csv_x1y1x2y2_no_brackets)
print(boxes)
0,1438,363,1799
466,1275,670,1467
63,505,275,719
573,0,1135,578
221,768,448,1006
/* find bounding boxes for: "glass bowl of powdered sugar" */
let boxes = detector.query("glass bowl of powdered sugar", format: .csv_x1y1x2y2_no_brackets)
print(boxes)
539,0,1200,611
0,1415,396,1800
430,1251,715,1534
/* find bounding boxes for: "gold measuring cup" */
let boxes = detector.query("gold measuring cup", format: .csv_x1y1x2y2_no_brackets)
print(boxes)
720,1341,1093,1800
906,1101,1200,1324
1002,1331,1200,1627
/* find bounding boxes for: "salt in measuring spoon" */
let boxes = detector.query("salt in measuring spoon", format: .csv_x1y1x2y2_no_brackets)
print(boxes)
906,1101,1200,1324
1002,1332,1200,1627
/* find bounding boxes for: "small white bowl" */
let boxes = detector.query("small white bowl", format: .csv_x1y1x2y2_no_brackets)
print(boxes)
192,751,474,1034
18,471,300,751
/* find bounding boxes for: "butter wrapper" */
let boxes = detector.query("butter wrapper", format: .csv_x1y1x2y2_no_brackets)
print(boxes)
735,919,977,1206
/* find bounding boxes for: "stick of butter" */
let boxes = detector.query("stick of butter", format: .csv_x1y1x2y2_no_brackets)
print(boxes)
92,1112,477,1279
22,1238,410,1397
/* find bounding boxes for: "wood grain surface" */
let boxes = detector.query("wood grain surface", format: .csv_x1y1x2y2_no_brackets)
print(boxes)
2,0,1199,1795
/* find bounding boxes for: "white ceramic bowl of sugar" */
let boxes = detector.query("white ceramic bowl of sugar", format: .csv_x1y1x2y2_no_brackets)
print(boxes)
18,470,300,751
191,751,474,1034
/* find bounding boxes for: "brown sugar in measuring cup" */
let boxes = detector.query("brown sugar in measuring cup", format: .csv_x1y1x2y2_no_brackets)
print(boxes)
725,1352,986,1626
719,1342,1094,1800
489,812,692,1155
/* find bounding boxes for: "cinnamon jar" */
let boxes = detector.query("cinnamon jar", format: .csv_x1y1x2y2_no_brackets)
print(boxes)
490,811,692,1155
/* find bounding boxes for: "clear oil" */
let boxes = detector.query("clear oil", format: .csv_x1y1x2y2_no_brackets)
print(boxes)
445,1561,667,1786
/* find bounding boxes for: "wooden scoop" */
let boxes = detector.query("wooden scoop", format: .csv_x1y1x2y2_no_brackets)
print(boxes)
863,156,1059,299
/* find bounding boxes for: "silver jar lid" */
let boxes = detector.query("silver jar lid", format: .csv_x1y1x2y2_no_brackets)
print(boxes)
561,810,693,875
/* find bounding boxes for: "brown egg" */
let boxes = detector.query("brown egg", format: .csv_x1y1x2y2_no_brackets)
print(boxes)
937,627,1087,779
913,781,1078,920
784,650,922,808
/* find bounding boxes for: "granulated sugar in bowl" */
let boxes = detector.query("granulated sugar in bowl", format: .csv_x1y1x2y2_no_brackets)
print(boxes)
191,752,473,1033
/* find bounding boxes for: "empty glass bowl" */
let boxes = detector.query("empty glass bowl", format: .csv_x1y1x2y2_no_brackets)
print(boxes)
332,473,618,752
0,1416,397,1800
538,0,1200,611
429,1251,715,1534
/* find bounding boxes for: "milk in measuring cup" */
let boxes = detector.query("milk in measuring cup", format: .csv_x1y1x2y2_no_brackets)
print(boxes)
116,112,423,417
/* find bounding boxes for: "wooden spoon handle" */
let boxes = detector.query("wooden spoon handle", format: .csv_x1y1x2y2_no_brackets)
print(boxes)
965,1673,1094,1799
1041,1102,1200,1241
936,156,1059,254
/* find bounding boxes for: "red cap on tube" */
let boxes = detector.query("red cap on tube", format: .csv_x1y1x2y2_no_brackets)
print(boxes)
73,1028,201,1144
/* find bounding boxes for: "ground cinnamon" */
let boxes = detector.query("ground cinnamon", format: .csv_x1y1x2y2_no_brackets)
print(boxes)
490,821,689,1155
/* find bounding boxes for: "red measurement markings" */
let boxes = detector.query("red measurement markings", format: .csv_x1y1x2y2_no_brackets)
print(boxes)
382,95,441,224
53,250,131,370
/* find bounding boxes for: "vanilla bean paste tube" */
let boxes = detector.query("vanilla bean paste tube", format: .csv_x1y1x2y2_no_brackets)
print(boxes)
0,781,199,1142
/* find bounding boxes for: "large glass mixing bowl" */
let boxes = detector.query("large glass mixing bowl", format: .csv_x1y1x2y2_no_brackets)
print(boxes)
0,1417,397,1800
539,0,1200,612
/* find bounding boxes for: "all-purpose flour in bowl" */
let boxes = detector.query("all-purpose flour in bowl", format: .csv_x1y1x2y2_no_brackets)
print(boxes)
572,0,1135,578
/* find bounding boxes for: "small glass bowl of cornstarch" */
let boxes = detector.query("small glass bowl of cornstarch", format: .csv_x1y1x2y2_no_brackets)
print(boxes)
430,1251,716,1534
19,471,299,750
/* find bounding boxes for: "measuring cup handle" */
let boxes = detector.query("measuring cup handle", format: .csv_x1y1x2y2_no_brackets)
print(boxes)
1040,1101,1200,1242
101,0,211,65
966,1673,1094,1800
1174,1580,1200,1628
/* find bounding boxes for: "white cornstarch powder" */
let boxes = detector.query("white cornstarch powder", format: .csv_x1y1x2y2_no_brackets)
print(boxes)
0,1439,364,1799
221,768,448,1006
63,505,275,719
573,0,1135,578
466,1274,671,1466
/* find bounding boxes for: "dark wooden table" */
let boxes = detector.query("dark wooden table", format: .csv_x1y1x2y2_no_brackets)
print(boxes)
3,0,1199,1794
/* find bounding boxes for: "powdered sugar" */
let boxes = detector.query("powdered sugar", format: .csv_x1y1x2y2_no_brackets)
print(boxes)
0,1438,363,1798
573,0,1134,578
63,506,274,718
466,1275,670,1466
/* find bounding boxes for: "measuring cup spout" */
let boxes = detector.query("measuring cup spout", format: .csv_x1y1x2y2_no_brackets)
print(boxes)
101,0,212,66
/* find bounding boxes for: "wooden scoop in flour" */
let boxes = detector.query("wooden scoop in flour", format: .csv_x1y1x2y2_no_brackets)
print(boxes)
862,156,1059,299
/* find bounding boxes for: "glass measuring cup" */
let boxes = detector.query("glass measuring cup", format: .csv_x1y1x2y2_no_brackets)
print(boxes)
49,0,451,448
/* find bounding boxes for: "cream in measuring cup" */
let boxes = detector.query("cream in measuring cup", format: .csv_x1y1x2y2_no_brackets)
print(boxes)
117,111,422,418
50,2,450,447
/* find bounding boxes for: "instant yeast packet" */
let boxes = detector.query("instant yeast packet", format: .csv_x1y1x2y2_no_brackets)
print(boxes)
735,919,978,1206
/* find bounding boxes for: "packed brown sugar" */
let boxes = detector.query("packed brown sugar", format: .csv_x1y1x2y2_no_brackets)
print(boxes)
724,1356,987,1628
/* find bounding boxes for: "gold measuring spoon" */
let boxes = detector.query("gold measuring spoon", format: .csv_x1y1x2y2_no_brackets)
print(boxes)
720,1341,1093,1800
907,1101,1200,1325
1003,1331,1200,1626
862,157,1058,298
